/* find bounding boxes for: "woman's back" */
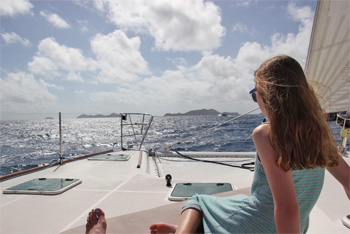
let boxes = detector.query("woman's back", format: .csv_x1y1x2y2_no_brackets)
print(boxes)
250,155,325,233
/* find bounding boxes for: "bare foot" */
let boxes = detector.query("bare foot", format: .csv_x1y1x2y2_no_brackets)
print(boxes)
86,208,107,234
149,223,177,234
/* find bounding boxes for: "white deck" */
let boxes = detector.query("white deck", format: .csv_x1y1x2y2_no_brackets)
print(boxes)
0,150,349,233
309,162,350,234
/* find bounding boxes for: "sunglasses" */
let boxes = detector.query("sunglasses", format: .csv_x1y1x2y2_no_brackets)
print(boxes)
249,88,257,102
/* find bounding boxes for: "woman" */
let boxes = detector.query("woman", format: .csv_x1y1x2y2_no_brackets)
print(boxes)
86,55,349,234
148,55,350,233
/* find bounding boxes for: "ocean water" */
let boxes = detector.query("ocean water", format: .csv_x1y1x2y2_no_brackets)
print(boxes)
0,114,345,176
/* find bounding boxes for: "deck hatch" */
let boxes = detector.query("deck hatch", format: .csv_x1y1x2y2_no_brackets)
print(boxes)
3,178,82,195
169,182,233,201
88,152,130,161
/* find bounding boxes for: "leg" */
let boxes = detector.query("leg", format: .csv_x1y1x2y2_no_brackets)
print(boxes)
149,208,203,234
86,208,107,234
176,208,203,234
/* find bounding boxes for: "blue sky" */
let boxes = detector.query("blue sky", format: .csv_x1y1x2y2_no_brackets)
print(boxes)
0,0,316,120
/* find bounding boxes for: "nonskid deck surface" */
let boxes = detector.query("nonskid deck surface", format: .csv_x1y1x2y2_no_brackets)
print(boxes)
0,150,349,233
308,157,350,233
0,150,254,234
63,154,350,234
72,152,350,234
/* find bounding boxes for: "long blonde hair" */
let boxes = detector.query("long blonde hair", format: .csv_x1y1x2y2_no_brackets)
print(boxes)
255,55,339,170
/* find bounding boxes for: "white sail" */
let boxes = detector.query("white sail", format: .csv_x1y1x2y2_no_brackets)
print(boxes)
305,0,350,113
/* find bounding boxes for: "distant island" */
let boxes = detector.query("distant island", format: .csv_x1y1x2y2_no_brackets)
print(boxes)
77,113,120,118
220,112,240,116
76,109,240,118
45,117,54,120
164,109,239,117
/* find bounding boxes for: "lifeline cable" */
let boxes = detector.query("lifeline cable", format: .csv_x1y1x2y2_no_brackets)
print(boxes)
173,150,255,171
163,107,260,151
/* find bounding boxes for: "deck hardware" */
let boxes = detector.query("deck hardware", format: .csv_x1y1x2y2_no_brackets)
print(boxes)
342,214,350,229
3,178,82,195
165,174,172,187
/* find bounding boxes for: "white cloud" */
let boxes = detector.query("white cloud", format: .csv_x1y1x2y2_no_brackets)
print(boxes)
90,30,150,83
28,56,59,77
90,91,132,105
0,72,57,113
99,0,225,51
236,42,271,70
19,2,313,116
0,0,33,17
288,2,314,22
86,2,314,114
66,72,84,82
154,53,250,105
37,38,88,70
88,52,254,114
0,32,31,47
28,37,92,81
28,31,149,84
92,0,107,12
44,81,64,91
40,11,70,29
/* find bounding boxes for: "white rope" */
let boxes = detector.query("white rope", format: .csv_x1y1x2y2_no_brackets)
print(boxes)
163,107,260,151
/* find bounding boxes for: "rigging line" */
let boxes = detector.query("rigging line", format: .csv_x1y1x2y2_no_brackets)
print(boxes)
173,150,255,171
163,107,260,151
158,157,253,163
231,133,253,151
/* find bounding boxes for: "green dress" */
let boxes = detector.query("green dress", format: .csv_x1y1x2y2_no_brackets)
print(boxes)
182,155,325,233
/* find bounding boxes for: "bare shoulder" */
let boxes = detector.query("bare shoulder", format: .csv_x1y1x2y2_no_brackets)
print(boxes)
252,124,270,141
252,124,278,161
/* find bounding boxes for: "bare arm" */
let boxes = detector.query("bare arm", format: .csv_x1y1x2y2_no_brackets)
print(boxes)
253,124,300,234
326,155,350,199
